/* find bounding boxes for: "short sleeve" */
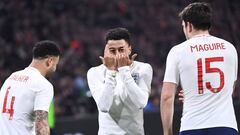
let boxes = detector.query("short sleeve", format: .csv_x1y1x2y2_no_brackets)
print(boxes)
234,46,238,81
163,47,180,84
34,84,54,112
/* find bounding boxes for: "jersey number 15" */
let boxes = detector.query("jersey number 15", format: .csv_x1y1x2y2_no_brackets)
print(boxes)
197,57,224,94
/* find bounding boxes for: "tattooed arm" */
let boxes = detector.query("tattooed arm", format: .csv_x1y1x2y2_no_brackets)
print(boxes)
33,110,50,135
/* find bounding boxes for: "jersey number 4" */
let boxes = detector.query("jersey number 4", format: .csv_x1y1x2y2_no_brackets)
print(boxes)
197,57,224,94
2,86,15,120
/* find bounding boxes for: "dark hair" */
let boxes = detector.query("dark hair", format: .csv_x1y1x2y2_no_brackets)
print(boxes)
179,2,212,30
105,27,132,46
33,40,61,59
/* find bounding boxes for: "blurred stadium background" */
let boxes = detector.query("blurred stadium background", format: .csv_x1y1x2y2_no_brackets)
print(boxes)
0,0,239,134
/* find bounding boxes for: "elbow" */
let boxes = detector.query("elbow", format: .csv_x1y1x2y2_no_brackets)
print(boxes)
137,97,149,109
99,107,109,113
96,93,114,113
161,82,177,104
161,92,175,105
141,99,148,109
139,103,146,109
136,92,149,109
98,103,110,113
136,103,145,110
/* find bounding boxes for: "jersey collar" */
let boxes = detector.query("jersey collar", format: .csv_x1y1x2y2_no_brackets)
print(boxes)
26,66,41,75
192,34,211,38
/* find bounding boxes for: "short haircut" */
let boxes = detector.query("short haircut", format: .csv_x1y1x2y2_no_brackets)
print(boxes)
33,40,61,59
105,27,132,46
179,2,212,30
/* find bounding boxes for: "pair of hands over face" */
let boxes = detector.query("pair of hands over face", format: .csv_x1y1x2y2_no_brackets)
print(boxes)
99,46,137,71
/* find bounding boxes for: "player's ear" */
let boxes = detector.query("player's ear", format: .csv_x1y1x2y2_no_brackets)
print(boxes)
45,58,50,67
46,57,53,67
188,22,193,33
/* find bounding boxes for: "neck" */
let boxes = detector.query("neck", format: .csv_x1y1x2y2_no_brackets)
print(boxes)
189,30,209,39
29,60,47,77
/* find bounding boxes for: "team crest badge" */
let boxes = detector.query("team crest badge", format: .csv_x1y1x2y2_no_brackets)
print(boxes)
131,73,140,84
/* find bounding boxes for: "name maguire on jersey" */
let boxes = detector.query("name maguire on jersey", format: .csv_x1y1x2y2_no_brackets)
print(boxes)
190,42,225,52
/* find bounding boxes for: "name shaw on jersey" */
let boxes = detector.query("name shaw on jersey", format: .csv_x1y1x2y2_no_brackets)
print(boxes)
190,42,225,53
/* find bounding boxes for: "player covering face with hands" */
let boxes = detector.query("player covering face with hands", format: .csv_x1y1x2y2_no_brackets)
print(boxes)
99,39,137,71
87,28,153,135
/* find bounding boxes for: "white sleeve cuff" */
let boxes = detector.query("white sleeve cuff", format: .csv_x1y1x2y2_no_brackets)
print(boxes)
105,70,117,85
118,66,133,82
118,66,130,72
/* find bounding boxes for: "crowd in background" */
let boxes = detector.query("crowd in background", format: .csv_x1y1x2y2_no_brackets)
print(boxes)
0,0,239,118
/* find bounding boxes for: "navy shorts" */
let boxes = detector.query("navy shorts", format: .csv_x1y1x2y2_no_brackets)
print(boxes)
179,127,239,135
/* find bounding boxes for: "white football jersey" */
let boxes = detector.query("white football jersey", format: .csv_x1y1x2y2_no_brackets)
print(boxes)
164,34,238,131
87,61,153,135
0,67,53,135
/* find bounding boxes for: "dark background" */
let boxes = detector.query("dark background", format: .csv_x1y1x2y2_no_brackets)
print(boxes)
0,0,239,134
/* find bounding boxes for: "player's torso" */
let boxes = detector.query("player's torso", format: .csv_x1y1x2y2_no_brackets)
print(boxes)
0,68,43,135
176,35,238,131
97,61,146,110
97,61,146,135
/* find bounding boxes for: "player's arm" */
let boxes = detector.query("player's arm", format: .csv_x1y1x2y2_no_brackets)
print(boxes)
34,110,50,135
87,46,118,113
160,82,177,135
87,68,116,112
33,82,54,135
161,47,179,135
117,52,152,109
118,64,152,109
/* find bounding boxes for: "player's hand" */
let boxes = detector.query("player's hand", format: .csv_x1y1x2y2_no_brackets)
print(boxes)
178,90,184,103
116,52,129,68
127,53,137,65
99,46,117,70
